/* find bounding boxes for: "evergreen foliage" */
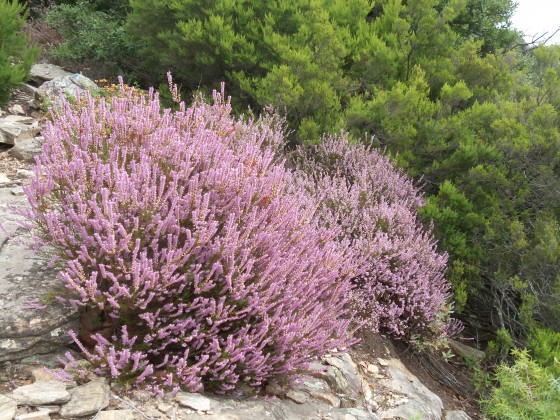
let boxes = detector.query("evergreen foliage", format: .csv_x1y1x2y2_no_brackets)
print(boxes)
44,0,136,76
0,0,38,106
482,350,560,419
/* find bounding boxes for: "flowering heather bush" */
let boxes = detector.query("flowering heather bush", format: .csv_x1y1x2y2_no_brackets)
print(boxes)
292,135,457,340
21,80,357,393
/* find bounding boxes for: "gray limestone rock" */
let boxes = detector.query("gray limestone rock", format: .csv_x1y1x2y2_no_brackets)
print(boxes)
0,394,17,420
448,340,485,363
29,64,72,84
95,409,137,420
7,137,43,163
10,381,70,406
285,389,308,404
59,380,110,418
0,116,40,146
445,410,472,420
379,365,443,420
324,353,363,408
175,393,212,411
35,74,98,105
293,376,341,408
0,188,78,363
330,408,381,420
14,412,51,420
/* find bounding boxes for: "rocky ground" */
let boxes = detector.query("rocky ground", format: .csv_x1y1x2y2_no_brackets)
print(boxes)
0,64,482,420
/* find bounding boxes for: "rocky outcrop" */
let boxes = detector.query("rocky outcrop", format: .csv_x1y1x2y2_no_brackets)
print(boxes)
0,350,468,420
29,64,72,85
35,73,98,105
0,187,78,363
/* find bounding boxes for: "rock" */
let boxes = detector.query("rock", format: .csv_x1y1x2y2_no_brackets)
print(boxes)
324,353,363,407
0,394,17,420
8,105,25,116
0,174,10,186
95,409,137,420
59,380,110,418
294,376,341,408
31,368,57,382
16,169,35,178
10,380,70,405
10,187,25,196
285,390,308,404
367,364,379,375
157,402,172,413
0,117,40,146
448,339,485,363
14,412,51,420
379,365,443,420
384,358,417,382
0,115,35,125
29,64,72,84
265,383,285,397
445,410,472,420
8,137,43,163
35,406,59,414
331,408,381,420
175,393,212,411
35,74,98,105
0,189,79,363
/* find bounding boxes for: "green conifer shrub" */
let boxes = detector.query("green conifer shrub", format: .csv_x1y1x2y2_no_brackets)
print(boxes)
0,0,39,106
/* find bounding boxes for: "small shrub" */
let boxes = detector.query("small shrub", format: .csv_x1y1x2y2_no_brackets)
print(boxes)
482,349,560,419
292,136,457,341
44,0,136,78
22,80,357,394
528,327,560,377
0,0,39,106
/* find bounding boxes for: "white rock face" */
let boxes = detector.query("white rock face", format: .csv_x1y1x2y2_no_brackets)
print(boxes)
95,409,137,420
0,394,17,420
36,74,98,104
10,381,70,406
59,380,110,418
175,393,212,411
379,364,443,420
14,411,51,420
29,64,72,84
0,189,79,363
445,410,472,420
7,137,43,163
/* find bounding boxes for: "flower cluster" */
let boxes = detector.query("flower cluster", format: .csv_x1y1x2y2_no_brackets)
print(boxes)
292,135,457,339
23,80,357,393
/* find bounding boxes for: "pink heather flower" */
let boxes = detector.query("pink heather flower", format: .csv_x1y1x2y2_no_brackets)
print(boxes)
20,80,358,392
291,134,459,339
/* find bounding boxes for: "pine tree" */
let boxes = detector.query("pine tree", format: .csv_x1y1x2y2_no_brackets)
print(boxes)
0,0,38,106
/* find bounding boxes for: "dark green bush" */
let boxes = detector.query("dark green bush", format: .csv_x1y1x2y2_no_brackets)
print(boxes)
44,0,136,79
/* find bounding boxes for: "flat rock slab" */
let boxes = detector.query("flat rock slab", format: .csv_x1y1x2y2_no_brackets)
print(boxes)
10,381,70,406
0,394,17,420
0,188,78,362
379,364,443,420
36,74,98,104
29,64,72,84
60,380,110,418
